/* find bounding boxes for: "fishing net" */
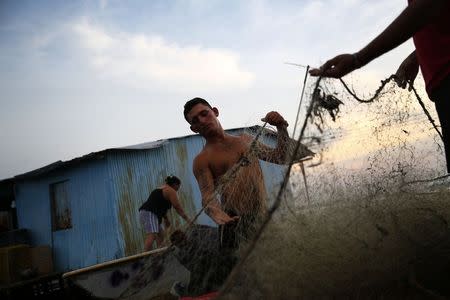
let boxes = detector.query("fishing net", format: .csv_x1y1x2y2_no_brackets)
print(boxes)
66,69,450,300
216,71,450,299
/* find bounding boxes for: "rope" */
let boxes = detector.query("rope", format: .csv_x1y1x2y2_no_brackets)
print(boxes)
292,65,310,138
409,84,443,141
339,74,397,103
339,74,443,142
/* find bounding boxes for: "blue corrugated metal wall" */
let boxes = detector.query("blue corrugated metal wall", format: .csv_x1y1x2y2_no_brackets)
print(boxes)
15,128,288,272
107,135,211,257
16,158,121,272
15,179,53,247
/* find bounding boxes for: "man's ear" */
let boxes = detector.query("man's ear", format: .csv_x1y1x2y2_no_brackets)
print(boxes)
212,107,219,117
190,125,198,133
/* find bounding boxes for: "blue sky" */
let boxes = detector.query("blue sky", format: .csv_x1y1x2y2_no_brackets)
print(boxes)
0,0,419,179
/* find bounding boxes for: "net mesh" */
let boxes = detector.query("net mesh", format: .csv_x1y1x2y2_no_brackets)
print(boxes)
71,71,449,299
216,72,450,299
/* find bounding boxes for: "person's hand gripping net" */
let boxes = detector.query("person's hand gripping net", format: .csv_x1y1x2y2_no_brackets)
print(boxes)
309,53,362,78
261,111,289,128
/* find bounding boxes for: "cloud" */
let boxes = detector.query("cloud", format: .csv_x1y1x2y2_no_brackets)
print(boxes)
99,0,108,10
31,32,55,49
72,19,254,92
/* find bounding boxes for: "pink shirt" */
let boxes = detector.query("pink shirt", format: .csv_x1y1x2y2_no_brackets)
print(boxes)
409,0,450,95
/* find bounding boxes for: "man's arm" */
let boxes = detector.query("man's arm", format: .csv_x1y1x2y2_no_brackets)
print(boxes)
255,111,290,164
310,0,447,78
193,154,238,225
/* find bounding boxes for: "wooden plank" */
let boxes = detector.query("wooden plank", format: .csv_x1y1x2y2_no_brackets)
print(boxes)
62,247,168,279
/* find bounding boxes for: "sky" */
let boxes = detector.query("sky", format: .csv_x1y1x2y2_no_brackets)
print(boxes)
0,0,420,179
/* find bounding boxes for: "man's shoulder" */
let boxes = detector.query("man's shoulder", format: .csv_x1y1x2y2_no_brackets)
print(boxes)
193,149,209,167
224,132,252,143
239,133,253,141
234,133,254,145
194,147,209,159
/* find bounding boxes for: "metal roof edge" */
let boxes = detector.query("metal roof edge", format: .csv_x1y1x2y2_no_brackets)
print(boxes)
159,125,260,141
13,151,107,180
6,125,313,181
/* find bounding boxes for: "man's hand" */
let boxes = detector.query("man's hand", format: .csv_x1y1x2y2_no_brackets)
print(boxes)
207,206,239,225
394,52,419,91
262,111,288,128
309,54,360,78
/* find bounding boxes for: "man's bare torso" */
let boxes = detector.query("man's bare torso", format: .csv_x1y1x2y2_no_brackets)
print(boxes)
197,134,267,215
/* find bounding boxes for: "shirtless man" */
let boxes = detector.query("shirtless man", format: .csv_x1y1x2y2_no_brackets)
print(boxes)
183,97,290,250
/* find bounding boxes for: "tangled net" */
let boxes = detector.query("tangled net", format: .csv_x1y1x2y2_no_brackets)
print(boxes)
72,68,449,300
217,71,449,299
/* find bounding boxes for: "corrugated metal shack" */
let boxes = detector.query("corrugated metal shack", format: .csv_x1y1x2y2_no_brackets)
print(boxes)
5,126,304,273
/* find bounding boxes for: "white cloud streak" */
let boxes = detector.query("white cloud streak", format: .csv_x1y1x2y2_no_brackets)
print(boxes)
72,20,254,92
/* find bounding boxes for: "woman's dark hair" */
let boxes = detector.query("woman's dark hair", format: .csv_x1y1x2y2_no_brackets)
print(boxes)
165,175,181,186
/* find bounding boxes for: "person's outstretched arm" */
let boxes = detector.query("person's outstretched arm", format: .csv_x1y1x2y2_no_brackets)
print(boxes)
256,111,290,164
193,154,239,225
164,188,190,223
310,0,447,78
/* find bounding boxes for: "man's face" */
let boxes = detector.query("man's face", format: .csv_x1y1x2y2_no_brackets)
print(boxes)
186,103,219,135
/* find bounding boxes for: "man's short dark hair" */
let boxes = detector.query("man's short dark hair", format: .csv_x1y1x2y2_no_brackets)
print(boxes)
183,97,212,122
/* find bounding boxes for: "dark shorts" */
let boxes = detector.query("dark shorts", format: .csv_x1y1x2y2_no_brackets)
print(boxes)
214,211,261,287
218,211,259,251
431,74,450,173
